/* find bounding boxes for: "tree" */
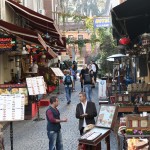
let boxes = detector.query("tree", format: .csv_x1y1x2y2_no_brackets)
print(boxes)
85,18,118,76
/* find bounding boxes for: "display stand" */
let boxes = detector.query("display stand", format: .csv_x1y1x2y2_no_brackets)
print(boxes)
79,105,118,150
10,122,13,150
50,68,64,94
33,95,45,121
26,76,46,121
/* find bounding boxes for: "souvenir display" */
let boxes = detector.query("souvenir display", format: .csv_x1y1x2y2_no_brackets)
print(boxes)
96,105,118,129
79,105,118,149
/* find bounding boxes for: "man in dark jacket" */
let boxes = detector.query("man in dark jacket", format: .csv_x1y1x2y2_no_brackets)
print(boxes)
76,92,97,135
46,96,67,150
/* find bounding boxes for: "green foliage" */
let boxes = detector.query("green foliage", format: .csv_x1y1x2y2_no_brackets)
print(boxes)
84,19,118,76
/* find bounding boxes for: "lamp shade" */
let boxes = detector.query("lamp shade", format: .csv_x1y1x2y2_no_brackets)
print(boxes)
119,37,130,45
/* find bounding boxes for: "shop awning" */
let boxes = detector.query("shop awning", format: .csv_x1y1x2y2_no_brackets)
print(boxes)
0,19,40,44
111,0,150,40
5,0,63,43
0,20,57,58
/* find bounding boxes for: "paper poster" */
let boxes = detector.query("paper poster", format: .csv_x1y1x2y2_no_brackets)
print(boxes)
96,105,116,128
0,94,25,121
98,79,107,99
26,76,46,95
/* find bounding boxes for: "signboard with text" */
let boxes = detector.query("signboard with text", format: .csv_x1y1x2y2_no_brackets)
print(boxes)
26,76,46,95
94,17,111,28
0,37,16,51
0,94,25,121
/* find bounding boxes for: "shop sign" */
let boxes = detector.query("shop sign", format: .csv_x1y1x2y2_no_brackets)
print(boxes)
0,37,16,51
0,84,26,88
93,17,111,28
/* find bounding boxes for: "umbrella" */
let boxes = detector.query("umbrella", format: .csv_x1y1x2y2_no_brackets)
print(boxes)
107,58,114,61
108,54,127,58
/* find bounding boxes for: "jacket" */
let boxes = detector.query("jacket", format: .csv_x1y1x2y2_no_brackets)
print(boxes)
76,101,97,130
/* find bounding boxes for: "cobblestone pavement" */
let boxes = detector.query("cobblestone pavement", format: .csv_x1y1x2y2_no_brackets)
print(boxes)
3,80,119,150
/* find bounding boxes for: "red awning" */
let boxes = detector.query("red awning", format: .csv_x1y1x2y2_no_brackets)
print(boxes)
0,20,57,58
0,19,40,44
5,0,63,42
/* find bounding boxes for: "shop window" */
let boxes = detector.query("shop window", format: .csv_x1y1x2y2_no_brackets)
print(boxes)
78,35,83,40
68,35,74,40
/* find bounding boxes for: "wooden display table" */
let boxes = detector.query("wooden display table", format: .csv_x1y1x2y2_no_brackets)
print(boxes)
79,105,118,150
79,128,111,150
118,106,150,113
118,106,134,113
138,106,150,112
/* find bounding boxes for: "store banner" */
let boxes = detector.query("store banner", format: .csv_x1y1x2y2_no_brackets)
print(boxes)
93,17,111,28
0,94,25,121
0,37,16,51
98,79,107,99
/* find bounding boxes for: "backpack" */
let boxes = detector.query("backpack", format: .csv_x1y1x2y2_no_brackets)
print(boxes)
64,75,72,85
84,73,91,84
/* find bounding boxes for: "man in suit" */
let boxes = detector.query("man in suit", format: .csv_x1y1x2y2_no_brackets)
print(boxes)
76,92,97,135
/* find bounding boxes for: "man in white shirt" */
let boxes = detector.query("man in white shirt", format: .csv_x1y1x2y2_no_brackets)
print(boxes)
76,92,97,135
91,61,97,82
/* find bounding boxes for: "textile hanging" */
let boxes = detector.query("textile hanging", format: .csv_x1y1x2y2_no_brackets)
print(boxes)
139,54,148,77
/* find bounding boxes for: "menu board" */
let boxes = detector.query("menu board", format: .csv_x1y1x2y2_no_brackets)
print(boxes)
0,94,25,121
51,68,64,77
0,88,28,105
26,76,46,95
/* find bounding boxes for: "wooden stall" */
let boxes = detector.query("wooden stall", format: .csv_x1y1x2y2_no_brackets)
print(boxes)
78,105,118,150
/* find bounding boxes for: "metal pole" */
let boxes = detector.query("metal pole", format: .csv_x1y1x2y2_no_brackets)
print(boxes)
34,95,45,121
10,122,13,150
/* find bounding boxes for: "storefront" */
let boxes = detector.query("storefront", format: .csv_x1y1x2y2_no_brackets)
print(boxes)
110,1,150,149
0,0,67,120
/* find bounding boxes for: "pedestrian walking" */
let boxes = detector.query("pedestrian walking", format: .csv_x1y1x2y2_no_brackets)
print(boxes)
70,64,77,91
79,65,87,92
63,70,73,104
83,68,95,101
46,96,67,150
76,92,97,135
91,61,97,82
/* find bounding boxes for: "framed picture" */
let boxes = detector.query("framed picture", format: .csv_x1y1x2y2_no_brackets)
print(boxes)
147,96,150,101
96,105,118,129
118,95,123,102
141,120,148,127
124,95,129,102
132,120,138,127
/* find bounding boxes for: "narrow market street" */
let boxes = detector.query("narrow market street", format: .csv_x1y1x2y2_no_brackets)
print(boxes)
3,80,118,150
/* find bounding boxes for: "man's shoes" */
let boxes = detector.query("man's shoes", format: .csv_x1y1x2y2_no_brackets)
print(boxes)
67,100,71,105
